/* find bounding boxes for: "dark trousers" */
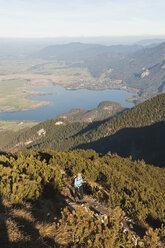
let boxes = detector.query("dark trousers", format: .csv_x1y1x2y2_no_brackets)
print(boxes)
75,185,83,200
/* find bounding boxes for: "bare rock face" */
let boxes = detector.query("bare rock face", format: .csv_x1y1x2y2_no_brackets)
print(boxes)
141,69,150,78
55,121,64,125
37,128,46,136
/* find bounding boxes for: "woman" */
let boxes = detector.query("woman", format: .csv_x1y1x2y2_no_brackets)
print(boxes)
74,173,86,202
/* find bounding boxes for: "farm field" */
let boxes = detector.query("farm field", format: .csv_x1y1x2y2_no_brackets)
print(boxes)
0,59,89,112
0,120,38,132
0,59,128,113
0,78,50,112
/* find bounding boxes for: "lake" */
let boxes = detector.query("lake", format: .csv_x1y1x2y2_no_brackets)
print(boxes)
0,85,135,121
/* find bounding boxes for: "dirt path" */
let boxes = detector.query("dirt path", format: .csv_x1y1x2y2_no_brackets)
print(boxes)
60,176,149,247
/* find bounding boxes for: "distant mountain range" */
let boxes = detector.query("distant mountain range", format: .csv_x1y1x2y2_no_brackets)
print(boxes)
1,93,165,167
136,38,165,46
34,41,165,103
34,42,142,61
109,41,165,100
84,42,165,103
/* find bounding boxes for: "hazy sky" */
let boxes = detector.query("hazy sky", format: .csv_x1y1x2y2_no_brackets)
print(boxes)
0,0,165,38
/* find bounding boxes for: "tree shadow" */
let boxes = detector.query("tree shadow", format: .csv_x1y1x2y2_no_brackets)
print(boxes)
0,151,8,156
74,121,165,167
0,192,74,248
71,110,126,139
0,195,11,248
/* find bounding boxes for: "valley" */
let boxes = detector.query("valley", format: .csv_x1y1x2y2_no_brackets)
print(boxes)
0,42,165,167
1,41,165,117
0,40,165,247
0,85,134,121
1,0,165,246
0,58,136,114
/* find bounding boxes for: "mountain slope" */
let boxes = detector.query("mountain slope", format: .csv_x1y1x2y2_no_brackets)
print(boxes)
0,149,165,247
113,42,165,97
76,121,165,167
75,93,165,143
35,42,142,61
87,42,165,102
0,101,125,151
1,94,165,167
57,101,126,123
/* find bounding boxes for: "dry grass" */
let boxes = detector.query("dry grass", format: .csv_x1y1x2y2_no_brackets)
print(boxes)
2,197,12,208
11,208,35,223
0,197,56,248
36,223,56,237
6,218,30,243
0,195,72,247
36,222,71,246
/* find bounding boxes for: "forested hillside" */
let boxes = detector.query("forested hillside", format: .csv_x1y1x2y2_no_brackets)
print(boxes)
2,93,164,167
74,94,165,166
78,121,165,167
0,149,165,247
57,101,125,123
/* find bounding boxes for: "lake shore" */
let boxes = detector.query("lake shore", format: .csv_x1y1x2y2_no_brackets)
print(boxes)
0,85,136,121
0,73,140,113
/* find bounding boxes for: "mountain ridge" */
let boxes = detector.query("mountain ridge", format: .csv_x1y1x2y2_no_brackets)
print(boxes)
57,101,126,123
35,42,142,61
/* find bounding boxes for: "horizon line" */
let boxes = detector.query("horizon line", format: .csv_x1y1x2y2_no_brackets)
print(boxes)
0,34,165,39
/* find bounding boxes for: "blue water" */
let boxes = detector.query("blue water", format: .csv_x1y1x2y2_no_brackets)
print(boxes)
0,85,135,121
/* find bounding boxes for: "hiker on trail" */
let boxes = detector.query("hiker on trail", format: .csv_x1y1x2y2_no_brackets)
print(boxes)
74,173,86,202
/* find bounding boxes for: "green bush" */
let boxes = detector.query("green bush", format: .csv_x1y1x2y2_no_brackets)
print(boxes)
0,152,62,203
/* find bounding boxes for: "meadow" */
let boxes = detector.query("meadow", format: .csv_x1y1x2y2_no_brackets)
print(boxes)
0,120,38,132
0,59,95,113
